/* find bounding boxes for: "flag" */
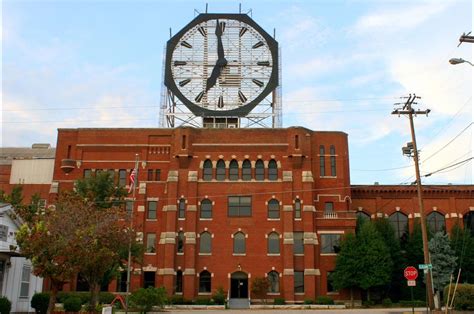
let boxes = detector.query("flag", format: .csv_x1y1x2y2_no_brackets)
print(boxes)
128,168,137,194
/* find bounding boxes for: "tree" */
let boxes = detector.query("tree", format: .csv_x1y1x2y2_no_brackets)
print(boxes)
251,277,270,303
74,171,126,209
450,224,474,283
130,287,167,314
404,221,427,300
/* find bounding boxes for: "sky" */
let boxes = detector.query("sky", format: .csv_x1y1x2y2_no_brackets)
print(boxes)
1,0,473,185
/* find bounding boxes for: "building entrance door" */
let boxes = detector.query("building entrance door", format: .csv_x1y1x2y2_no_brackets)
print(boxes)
230,271,248,298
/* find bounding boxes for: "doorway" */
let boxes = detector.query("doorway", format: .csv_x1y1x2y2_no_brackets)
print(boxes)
230,271,248,299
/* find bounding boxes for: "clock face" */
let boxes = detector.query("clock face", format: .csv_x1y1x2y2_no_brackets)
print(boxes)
165,14,278,117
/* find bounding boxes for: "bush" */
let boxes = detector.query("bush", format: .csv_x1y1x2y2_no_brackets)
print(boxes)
130,287,167,313
194,298,214,305
274,297,285,305
57,292,89,305
315,296,334,305
31,293,50,314
0,296,11,314
63,297,82,312
304,298,314,304
212,287,226,305
444,283,474,311
98,292,115,304
362,300,374,308
382,298,392,307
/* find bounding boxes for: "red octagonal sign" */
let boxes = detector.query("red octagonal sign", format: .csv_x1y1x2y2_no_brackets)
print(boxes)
404,266,418,280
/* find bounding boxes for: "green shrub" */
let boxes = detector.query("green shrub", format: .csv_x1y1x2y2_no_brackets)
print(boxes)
130,287,167,313
98,292,115,304
31,293,50,314
274,297,285,305
444,283,474,310
382,298,392,307
315,296,334,305
57,292,89,305
362,300,374,308
194,298,214,305
167,295,193,305
63,297,82,312
212,287,226,305
303,298,314,304
0,296,11,314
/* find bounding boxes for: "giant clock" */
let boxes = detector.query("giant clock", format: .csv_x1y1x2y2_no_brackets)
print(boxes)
164,13,279,117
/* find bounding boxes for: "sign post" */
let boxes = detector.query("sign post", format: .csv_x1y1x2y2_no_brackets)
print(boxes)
404,266,419,314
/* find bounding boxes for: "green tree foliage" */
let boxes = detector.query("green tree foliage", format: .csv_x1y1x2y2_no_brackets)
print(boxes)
0,186,23,206
130,287,167,314
450,224,474,283
0,296,12,314
31,293,50,314
75,171,126,209
429,232,457,292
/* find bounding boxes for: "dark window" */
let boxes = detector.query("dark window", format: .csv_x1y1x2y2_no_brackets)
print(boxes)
228,196,252,217
177,231,184,253
330,145,336,176
319,145,325,176
200,232,211,254
216,159,226,181
155,169,161,181
268,159,278,181
293,232,304,254
117,271,127,292
242,159,251,181
268,232,280,254
427,211,446,234
295,135,299,149
327,271,336,293
203,159,213,181
464,212,474,235
199,271,211,293
233,232,245,254
147,201,157,219
182,135,186,149
67,145,72,158
175,270,183,293
268,271,279,293
267,199,280,219
147,169,153,181
324,202,334,215
84,169,92,179
294,199,302,219
119,169,127,187
125,201,133,217
178,198,186,219
255,159,264,181
356,211,371,221
320,234,341,253
294,271,304,293
143,271,155,288
200,199,212,219
146,233,156,253
229,159,239,181
389,212,408,239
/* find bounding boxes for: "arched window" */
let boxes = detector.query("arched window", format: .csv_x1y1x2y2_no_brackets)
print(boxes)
389,212,408,239
356,211,370,221
233,232,245,254
200,232,212,254
178,198,186,219
464,212,474,235
175,270,183,293
203,159,213,181
216,159,226,181
177,231,185,253
268,199,280,219
255,159,264,181
242,159,251,181
330,145,336,176
199,270,211,293
294,199,302,219
200,199,212,219
427,211,446,234
268,232,280,254
267,271,279,293
268,159,277,181
229,159,239,181
319,145,325,176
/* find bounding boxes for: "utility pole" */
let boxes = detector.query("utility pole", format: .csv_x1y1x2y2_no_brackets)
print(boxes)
392,94,434,310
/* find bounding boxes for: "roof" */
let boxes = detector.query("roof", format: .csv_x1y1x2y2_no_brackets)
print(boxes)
0,146,56,165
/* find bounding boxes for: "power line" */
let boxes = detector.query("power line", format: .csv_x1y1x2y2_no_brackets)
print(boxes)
423,157,473,178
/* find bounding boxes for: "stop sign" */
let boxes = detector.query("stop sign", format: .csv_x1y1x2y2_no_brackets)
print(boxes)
404,266,418,280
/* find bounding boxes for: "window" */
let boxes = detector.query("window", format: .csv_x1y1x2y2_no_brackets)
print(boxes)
356,211,370,221
84,169,92,179
267,199,280,219
295,135,299,149
294,271,304,293
147,169,153,181
268,159,277,181
319,145,325,176
117,271,127,292
464,212,474,235
228,196,252,217
119,169,127,187
327,271,336,293
216,159,226,181
199,232,212,254
242,159,251,181
293,232,304,255
203,159,213,181
200,199,212,219
182,135,186,149
146,233,156,253
147,201,157,220
427,211,446,234
268,271,280,293
155,169,161,181
320,234,341,254
233,232,245,254
143,271,155,288
389,212,408,239
175,270,183,293
199,271,211,293
229,159,239,181
324,202,334,214
268,232,280,254
330,145,336,176
125,201,133,216
20,264,31,298
178,198,186,219
107,169,115,182
177,232,185,254
294,199,301,219
255,159,264,180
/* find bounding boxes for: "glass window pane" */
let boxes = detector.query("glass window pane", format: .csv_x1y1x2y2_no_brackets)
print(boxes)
268,159,277,180
268,199,280,219
255,160,264,181
268,271,279,293
200,232,212,253
319,146,325,176
268,233,280,254
177,232,184,253
203,159,213,181
147,201,157,219
199,271,211,293
229,160,239,181
119,169,127,187
294,271,304,293
216,160,226,181
320,234,341,253
179,199,186,218
294,199,301,219
200,199,212,219
234,233,245,254
146,233,156,253
293,232,304,254
176,271,183,293
242,160,251,181
389,212,408,239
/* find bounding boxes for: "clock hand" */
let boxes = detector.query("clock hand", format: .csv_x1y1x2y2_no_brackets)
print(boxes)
206,20,227,92
215,20,225,60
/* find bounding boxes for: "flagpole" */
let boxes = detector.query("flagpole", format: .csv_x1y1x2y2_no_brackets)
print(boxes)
125,154,139,314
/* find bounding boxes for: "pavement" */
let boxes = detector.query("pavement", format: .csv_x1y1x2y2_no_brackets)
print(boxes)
163,308,430,314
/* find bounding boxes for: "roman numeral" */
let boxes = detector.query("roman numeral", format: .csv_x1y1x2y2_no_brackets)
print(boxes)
174,61,187,66
180,41,192,48
239,27,248,37
218,96,224,108
195,91,204,103
257,61,270,66
198,26,207,37
179,79,191,87
238,91,247,103
252,79,264,87
252,41,264,49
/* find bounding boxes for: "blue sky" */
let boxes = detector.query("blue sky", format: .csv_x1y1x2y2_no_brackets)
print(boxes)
2,0,472,184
